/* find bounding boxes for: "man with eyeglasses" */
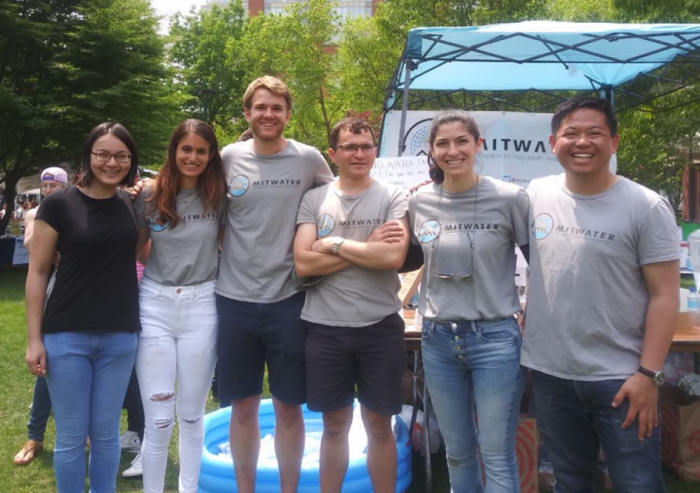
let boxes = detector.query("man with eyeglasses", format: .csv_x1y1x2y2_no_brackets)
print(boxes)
215,76,334,493
293,117,409,493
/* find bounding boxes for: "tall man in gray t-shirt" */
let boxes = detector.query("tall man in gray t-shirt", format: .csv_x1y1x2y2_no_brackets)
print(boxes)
522,97,680,492
294,118,409,493
216,76,334,493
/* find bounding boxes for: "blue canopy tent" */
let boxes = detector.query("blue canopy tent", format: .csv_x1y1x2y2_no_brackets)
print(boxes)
379,21,700,157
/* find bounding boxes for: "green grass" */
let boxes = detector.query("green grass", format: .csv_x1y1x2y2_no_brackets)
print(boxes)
1,266,699,492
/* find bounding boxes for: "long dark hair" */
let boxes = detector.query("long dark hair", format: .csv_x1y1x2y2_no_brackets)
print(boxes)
426,111,481,184
148,119,227,229
79,122,139,187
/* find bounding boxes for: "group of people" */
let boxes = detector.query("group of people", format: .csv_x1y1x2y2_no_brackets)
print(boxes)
22,74,680,493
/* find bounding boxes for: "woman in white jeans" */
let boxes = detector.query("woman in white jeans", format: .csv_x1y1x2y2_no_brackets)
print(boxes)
134,119,227,493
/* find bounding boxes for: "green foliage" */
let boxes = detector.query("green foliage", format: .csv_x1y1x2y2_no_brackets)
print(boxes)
0,0,181,232
237,0,344,150
168,0,247,131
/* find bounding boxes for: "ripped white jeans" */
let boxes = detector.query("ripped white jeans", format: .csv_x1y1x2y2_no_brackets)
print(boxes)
136,278,217,493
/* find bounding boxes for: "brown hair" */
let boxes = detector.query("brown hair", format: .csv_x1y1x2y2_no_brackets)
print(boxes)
148,119,227,229
243,76,292,111
427,110,481,184
329,117,376,149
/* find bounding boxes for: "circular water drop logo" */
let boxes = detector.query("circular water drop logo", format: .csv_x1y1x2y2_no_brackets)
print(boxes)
317,214,335,237
418,219,441,244
151,222,169,233
404,119,432,156
230,175,250,197
532,214,553,240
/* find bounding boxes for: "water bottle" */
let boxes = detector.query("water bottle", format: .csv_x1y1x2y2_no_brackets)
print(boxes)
689,287,699,312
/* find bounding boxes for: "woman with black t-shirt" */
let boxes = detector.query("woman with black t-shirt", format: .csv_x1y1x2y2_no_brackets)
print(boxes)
25,122,141,493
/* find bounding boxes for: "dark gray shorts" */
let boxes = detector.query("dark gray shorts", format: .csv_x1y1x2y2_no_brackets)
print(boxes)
216,292,307,405
305,313,405,415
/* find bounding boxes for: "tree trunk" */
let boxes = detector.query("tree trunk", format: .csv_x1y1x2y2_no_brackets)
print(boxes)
0,167,22,238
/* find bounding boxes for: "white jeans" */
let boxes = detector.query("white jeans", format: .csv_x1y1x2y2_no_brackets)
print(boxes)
136,278,217,493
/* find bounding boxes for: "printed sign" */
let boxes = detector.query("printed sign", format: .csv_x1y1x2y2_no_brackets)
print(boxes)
378,110,617,188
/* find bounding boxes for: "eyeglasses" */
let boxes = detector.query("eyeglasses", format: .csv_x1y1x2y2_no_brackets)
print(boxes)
335,144,376,154
91,151,131,164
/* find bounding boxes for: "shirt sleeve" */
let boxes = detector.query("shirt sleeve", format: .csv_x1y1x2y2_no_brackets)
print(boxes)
510,186,530,246
133,190,150,229
637,197,681,265
388,186,409,221
312,150,334,187
35,189,65,233
296,189,317,226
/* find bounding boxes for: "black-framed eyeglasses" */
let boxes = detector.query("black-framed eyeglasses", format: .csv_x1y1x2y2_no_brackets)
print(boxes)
91,151,131,164
334,144,377,153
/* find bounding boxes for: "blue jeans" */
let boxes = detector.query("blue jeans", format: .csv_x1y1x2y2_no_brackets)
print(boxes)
422,317,526,493
44,331,138,493
531,371,667,493
27,376,52,441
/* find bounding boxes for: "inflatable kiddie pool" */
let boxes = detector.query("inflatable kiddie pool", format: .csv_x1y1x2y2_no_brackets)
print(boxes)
199,399,412,493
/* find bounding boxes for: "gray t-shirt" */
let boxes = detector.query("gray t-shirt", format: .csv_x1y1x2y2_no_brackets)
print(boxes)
521,174,681,381
408,176,529,321
134,185,225,286
297,180,408,326
217,139,334,303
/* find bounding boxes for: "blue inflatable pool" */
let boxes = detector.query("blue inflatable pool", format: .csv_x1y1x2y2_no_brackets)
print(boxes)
199,399,412,493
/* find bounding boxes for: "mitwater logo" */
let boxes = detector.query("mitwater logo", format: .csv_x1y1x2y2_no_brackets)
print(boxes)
230,175,250,197
403,119,432,156
151,221,169,233
418,219,441,244
532,214,553,240
317,214,335,237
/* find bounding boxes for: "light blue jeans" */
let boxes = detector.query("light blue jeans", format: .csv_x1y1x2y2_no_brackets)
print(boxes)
44,331,138,493
422,317,526,493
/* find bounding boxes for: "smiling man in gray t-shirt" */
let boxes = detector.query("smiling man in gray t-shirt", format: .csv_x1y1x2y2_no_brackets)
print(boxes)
216,76,333,493
294,118,409,493
522,97,680,492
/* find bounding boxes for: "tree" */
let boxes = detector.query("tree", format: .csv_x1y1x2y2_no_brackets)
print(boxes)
0,0,180,234
168,0,247,131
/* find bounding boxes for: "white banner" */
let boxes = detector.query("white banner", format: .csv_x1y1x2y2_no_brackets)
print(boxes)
377,110,616,189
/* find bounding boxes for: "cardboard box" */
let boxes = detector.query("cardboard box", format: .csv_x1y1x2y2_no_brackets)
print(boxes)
661,401,700,481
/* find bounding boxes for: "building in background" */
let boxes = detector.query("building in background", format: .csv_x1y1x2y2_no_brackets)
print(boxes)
201,0,380,17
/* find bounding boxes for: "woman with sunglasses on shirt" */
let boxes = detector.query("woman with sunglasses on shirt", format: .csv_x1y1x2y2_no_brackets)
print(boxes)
25,122,141,493
133,119,226,493
408,110,529,493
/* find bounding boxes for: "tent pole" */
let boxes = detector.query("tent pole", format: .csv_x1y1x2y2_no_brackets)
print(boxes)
398,60,415,156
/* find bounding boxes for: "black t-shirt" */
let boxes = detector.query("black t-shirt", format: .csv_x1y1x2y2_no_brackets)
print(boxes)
37,186,140,334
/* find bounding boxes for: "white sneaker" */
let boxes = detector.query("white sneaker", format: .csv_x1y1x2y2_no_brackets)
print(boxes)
119,431,141,452
122,451,142,478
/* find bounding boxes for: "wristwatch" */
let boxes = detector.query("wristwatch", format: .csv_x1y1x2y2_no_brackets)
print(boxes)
331,236,345,255
637,365,665,387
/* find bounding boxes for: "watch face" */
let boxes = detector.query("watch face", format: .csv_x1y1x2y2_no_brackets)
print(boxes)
654,371,666,386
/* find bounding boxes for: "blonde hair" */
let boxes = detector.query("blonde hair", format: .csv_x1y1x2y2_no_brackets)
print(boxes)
243,76,292,111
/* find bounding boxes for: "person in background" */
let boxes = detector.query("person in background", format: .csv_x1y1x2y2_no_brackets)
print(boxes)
522,96,680,492
13,166,69,466
408,110,529,493
25,122,141,493
133,119,227,493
